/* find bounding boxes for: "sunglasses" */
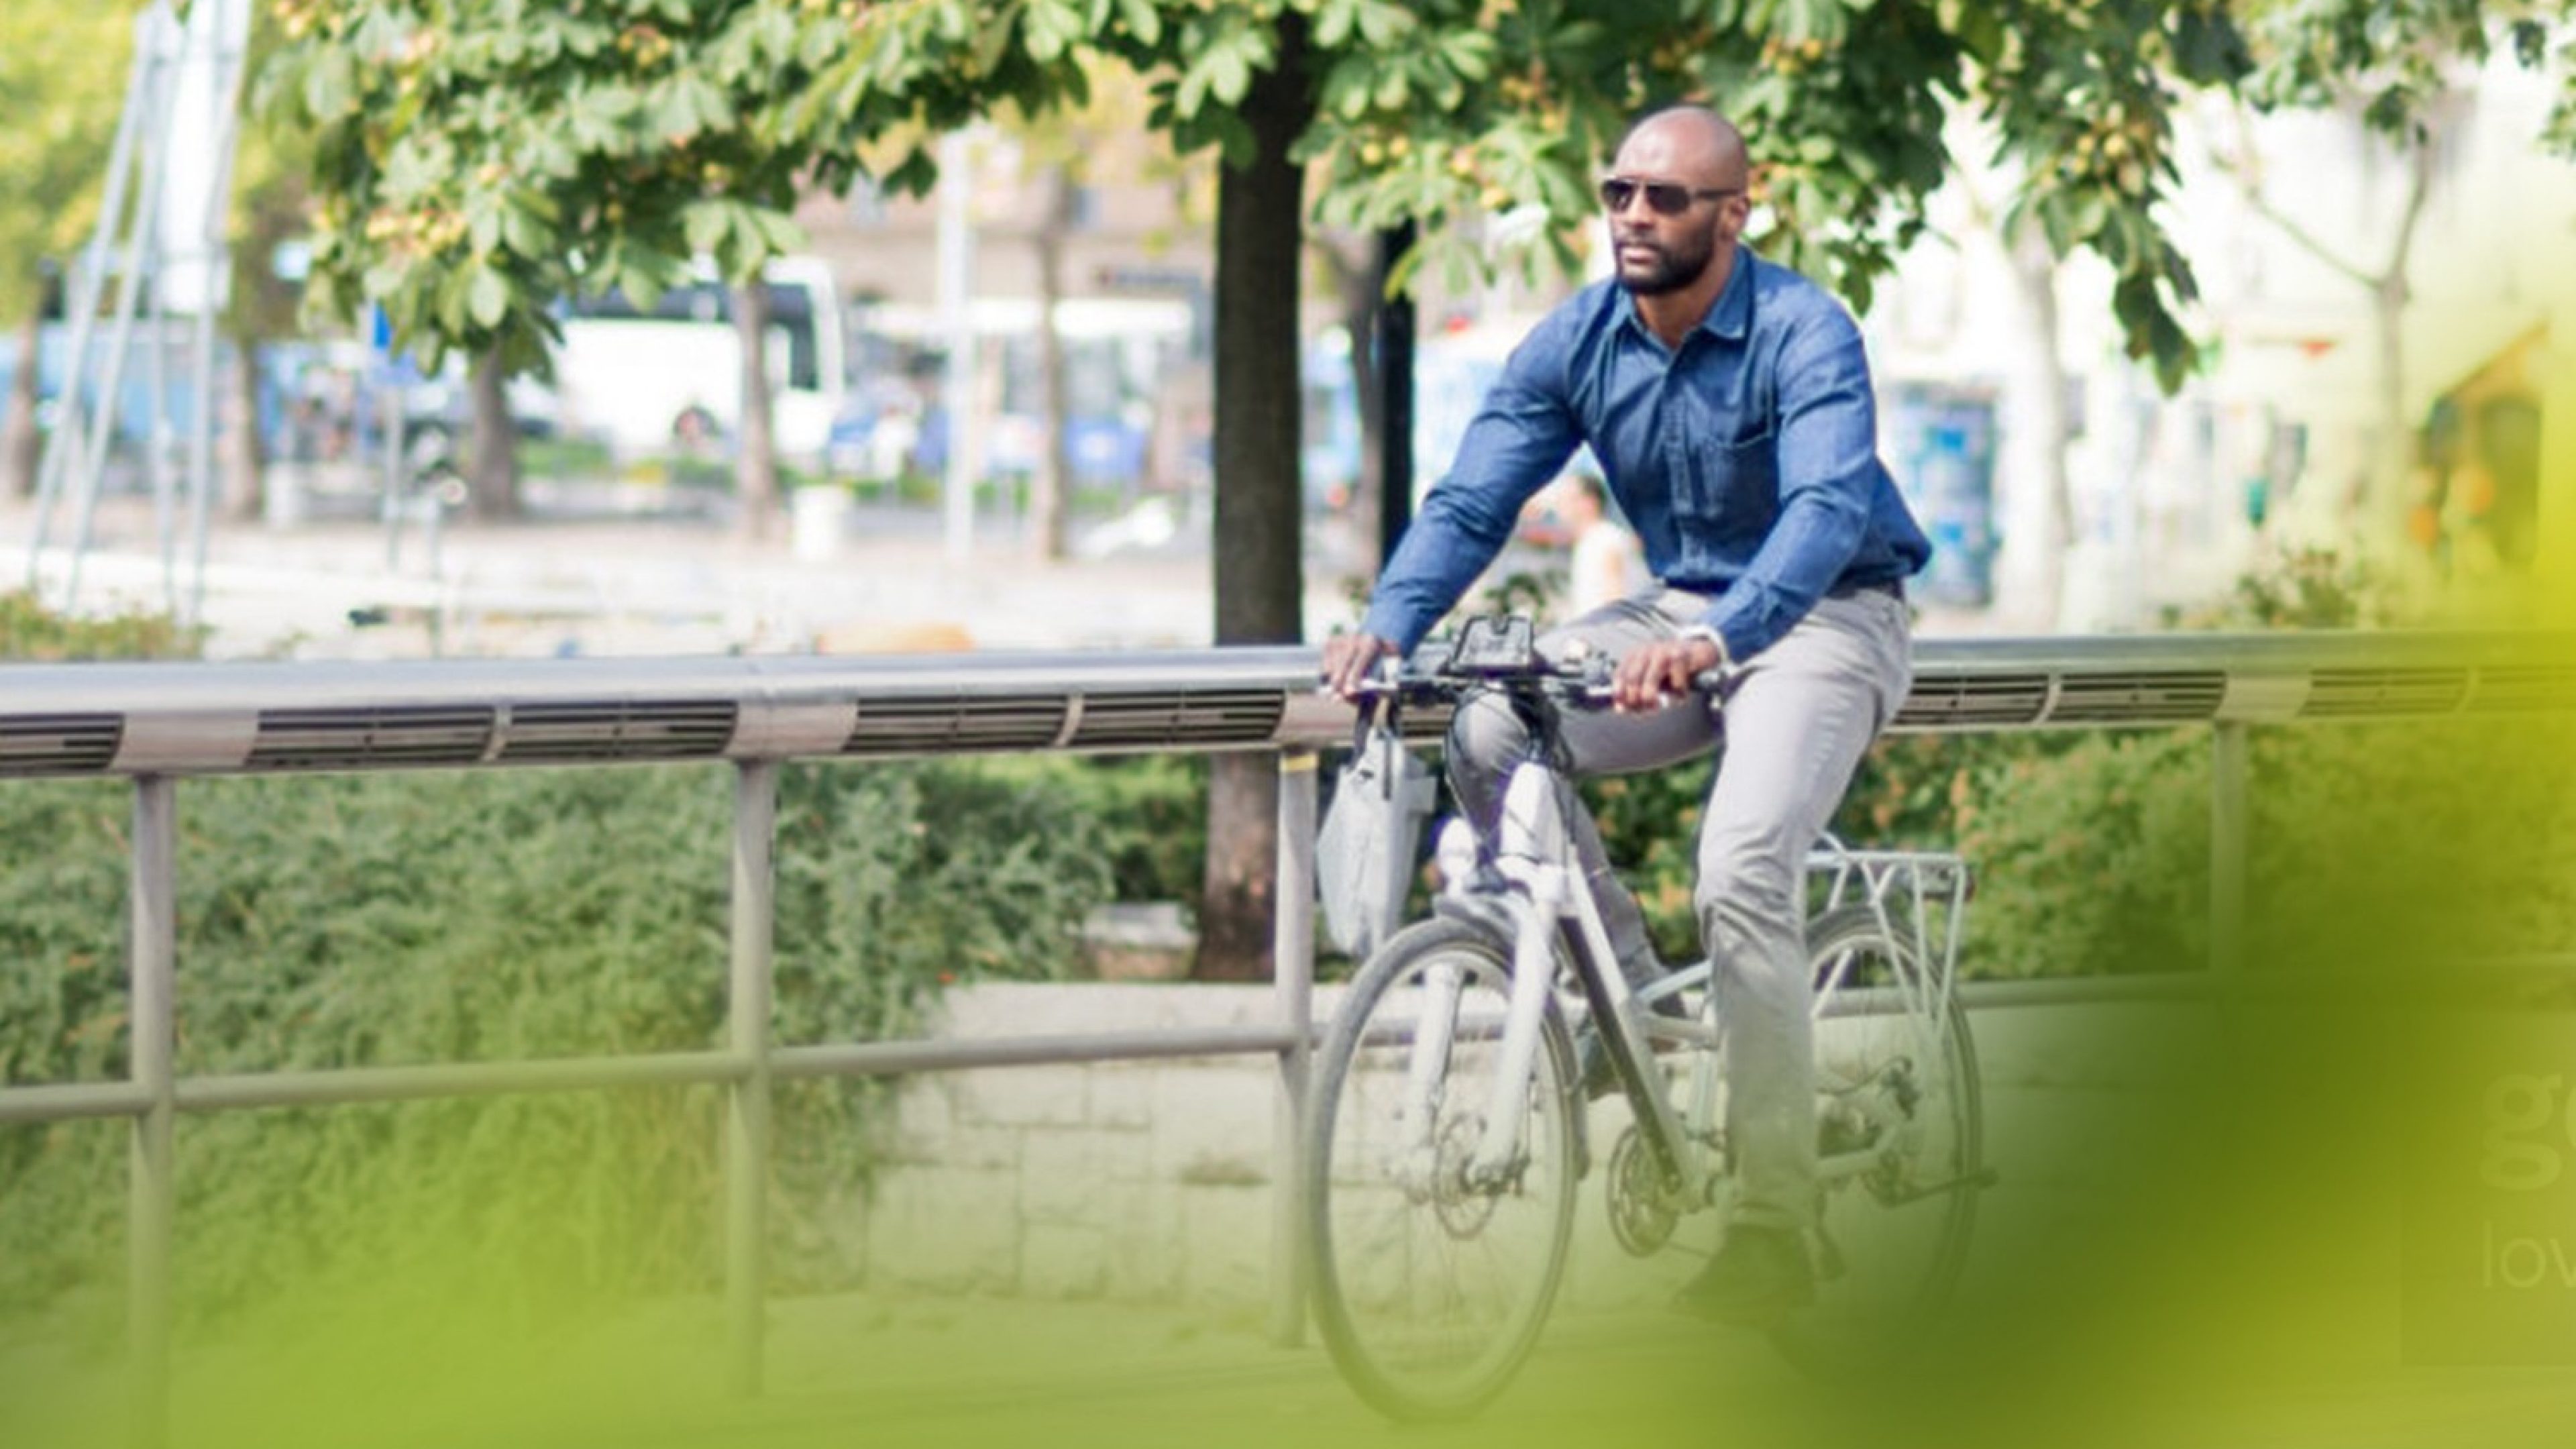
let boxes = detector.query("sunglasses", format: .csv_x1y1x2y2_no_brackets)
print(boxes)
1597,176,1740,217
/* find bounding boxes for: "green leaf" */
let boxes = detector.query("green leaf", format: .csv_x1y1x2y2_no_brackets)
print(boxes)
883,145,940,198
467,264,511,329
618,252,669,313
1354,0,1411,50
684,201,737,256
501,201,549,259
1316,0,1358,49
2171,5,2252,85
1118,0,1162,48
976,1,1025,72
303,48,358,125
753,208,806,256
1373,64,1408,110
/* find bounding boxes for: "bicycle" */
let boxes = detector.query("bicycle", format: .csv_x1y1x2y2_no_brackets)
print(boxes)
1302,616,1991,1420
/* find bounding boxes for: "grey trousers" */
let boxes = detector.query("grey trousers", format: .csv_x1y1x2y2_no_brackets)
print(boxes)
1447,584,1913,1231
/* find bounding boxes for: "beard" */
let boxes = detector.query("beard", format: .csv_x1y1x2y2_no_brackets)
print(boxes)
1613,227,1717,297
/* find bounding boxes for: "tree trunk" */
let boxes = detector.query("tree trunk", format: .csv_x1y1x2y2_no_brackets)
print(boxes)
733,280,779,541
1,270,55,499
1195,13,1311,983
2365,136,2432,543
221,334,264,523
1318,232,1384,576
466,345,521,522
1030,168,1075,561
2003,225,2073,630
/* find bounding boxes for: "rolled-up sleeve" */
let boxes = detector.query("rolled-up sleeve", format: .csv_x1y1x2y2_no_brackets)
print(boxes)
1699,307,1878,661
1359,323,1581,653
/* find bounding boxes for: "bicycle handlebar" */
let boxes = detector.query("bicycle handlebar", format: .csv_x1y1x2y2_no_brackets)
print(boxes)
1344,638,1726,713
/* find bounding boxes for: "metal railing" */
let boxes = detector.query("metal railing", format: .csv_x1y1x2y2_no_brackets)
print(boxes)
3,629,2572,1446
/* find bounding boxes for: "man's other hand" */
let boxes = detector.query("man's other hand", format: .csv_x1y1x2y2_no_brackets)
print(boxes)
1320,633,1398,700
1612,635,1723,713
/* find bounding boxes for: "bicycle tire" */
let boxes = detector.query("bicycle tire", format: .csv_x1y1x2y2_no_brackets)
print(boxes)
1767,905,1984,1371
1303,916,1581,1421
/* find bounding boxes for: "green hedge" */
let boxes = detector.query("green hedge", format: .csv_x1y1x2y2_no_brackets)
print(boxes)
0,761,1120,1320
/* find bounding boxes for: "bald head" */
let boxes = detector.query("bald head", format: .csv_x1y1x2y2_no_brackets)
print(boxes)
1602,104,1752,321
1615,106,1749,193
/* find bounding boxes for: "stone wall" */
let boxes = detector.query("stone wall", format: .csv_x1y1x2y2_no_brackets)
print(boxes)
858,983,1324,1308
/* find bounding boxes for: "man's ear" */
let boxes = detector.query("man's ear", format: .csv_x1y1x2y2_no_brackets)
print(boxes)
1726,171,1762,236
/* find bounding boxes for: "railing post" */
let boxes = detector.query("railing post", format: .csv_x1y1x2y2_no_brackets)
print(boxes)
1270,749,1318,1348
2211,722,2249,977
128,775,176,1449
725,761,777,1397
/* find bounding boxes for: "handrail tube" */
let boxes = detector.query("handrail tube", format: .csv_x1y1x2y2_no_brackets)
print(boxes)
768,1025,1301,1080
1,631,2569,782
170,1050,755,1112
0,1080,155,1125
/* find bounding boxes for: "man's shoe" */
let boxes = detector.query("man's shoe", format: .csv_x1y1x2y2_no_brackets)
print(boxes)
1672,1224,1814,1326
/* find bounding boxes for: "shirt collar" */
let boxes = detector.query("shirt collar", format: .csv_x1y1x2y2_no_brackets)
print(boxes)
1699,246,1756,343
1613,244,1758,348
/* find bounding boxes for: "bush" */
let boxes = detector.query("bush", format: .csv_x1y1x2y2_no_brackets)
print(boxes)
0,758,1120,1320
0,590,205,661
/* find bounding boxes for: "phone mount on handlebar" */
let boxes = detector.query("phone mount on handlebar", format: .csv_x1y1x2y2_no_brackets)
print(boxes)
1447,615,1540,677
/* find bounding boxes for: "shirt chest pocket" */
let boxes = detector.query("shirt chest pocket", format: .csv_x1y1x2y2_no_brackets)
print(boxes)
1673,409,1780,545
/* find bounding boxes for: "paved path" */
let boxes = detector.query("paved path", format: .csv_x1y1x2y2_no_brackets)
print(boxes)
3,488,2002,662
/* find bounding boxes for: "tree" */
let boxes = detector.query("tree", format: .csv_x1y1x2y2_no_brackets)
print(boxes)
733,277,777,538
260,0,852,528
221,18,324,526
991,64,1165,563
2224,0,2576,539
0,3,136,499
270,0,2275,979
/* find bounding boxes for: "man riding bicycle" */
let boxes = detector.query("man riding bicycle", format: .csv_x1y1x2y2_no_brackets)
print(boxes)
1320,103,1929,1325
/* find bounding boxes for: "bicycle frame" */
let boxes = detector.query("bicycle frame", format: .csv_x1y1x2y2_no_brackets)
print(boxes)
1385,788,1977,1215
1385,757,1709,1201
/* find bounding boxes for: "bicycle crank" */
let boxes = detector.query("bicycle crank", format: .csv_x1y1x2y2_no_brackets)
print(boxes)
1605,1126,1682,1256
1875,1165,2000,1207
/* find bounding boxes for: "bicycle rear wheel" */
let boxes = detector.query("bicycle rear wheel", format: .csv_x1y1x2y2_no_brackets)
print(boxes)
1770,906,1984,1369
1304,916,1580,1421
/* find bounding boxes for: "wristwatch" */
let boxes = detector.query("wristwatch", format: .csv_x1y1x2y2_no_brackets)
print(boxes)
1675,624,1731,669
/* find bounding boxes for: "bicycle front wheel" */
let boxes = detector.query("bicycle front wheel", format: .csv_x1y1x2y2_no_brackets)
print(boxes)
1772,905,1984,1370
1304,916,1580,1421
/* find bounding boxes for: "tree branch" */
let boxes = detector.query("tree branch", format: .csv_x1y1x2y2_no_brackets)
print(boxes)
2382,130,2435,292
2207,101,2381,290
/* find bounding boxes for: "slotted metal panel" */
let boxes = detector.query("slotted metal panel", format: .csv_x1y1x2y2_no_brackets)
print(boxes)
1070,688,1285,749
1890,674,2050,730
495,700,738,762
2046,670,2226,725
843,693,1069,756
2465,663,2576,714
2301,667,2471,718
0,714,123,777
247,706,495,769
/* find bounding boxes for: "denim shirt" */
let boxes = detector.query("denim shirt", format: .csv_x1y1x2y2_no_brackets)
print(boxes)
1359,251,1930,663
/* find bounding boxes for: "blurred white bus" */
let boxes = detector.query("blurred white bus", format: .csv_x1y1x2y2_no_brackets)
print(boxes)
533,256,845,461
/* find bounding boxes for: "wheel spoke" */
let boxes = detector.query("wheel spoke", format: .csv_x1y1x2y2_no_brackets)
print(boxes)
1771,909,1984,1370
1306,920,1578,1419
